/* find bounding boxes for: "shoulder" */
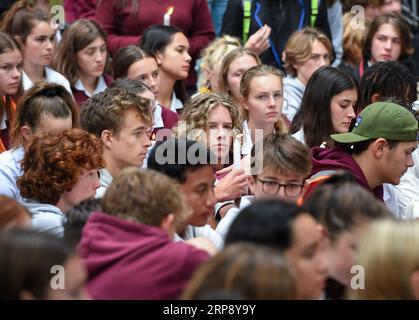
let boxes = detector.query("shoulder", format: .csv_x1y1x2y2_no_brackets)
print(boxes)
45,67,73,94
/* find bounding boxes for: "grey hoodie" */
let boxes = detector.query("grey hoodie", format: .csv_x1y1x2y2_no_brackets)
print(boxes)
283,76,305,122
24,200,65,237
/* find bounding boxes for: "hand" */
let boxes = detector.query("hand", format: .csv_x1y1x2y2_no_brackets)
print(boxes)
245,24,271,55
214,165,250,202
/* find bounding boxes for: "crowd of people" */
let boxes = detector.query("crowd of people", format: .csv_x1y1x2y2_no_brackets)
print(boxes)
0,0,418,300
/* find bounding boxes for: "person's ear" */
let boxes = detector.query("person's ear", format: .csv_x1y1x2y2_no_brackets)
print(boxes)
410,270,419,299
240,96,249,110
101,129,113,149
155,50,163,65
249,176,256,194
371,138,388,159
20,125,32,142
160,213,175,237
370,93,381,103
14,35,24,48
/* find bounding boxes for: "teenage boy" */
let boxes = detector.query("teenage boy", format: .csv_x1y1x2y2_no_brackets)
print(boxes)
216,133,312,239
311,101,418,202
79,168,209,299
147,138,223,250
80,87,153,197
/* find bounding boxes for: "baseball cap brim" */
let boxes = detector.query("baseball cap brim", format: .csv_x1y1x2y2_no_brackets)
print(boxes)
330,132,372,143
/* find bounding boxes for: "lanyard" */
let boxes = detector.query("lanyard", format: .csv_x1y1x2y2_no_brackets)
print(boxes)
254,2,281,67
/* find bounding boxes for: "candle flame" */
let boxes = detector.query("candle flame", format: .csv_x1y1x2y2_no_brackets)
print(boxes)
167,7,174,16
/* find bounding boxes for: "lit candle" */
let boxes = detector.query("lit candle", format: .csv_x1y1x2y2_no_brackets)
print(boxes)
233,134,242,169
163,7,174,26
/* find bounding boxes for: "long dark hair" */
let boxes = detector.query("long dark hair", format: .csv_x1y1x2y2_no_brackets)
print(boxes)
141,25,187,103
290,66,361,147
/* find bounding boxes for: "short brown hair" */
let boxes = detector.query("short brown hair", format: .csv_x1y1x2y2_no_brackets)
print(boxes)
102,167,189,227
363,12,413,61
283,27,333,77
254,133,311,178
80,87,153,137
17,128,103,205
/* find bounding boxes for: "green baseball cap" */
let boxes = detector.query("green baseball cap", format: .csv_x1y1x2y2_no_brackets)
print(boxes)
331,102,418,143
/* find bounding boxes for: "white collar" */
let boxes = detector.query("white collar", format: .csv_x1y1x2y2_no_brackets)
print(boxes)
170,92,183,111
153,102,164,129
74,76,107,97
21,67,59,91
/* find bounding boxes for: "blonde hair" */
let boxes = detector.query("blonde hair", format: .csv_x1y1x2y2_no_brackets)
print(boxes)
218,48,261,95
198,35,241,90
283,27,333,77
350,219,419,300
343,12,366,66
240,64,287,133
174,93,243,144
102,167,189,227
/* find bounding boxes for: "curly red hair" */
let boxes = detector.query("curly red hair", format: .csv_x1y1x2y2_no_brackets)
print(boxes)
17,128,103,205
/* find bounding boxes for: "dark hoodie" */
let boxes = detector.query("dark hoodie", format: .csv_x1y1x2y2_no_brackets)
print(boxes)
311,146,384,200
78,212,209,300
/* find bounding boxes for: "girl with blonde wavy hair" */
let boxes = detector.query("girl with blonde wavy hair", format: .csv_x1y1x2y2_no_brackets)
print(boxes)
175,93,249,210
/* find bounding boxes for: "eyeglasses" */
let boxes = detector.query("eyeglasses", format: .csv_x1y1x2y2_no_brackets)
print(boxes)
257,178,305,198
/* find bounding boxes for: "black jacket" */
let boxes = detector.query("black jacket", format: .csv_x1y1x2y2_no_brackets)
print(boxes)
221,0,332,68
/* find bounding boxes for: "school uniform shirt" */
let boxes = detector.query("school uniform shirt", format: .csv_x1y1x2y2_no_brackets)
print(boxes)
153,95,180,133
174,224,224,250
23,200,65,237
394,149,419,219
292,128,305,144
79,211,209,299
215,195,253,240
0,145,24,201
22,67,72,95
72,75,112,107
0,111,9,152
95,0,215,88
383,184,401,218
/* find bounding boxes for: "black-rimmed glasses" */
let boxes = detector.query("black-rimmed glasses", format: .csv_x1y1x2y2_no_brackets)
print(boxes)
257,178,305,198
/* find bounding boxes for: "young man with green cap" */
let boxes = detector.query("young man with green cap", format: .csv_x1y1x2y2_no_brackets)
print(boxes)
311,101,418,201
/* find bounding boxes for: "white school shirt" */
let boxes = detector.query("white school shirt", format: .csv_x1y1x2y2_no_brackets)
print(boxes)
0,145,24,201
74,76,108,97
22,67,72,95
394,149,419,219
215,195,253,240
174,225,224,250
